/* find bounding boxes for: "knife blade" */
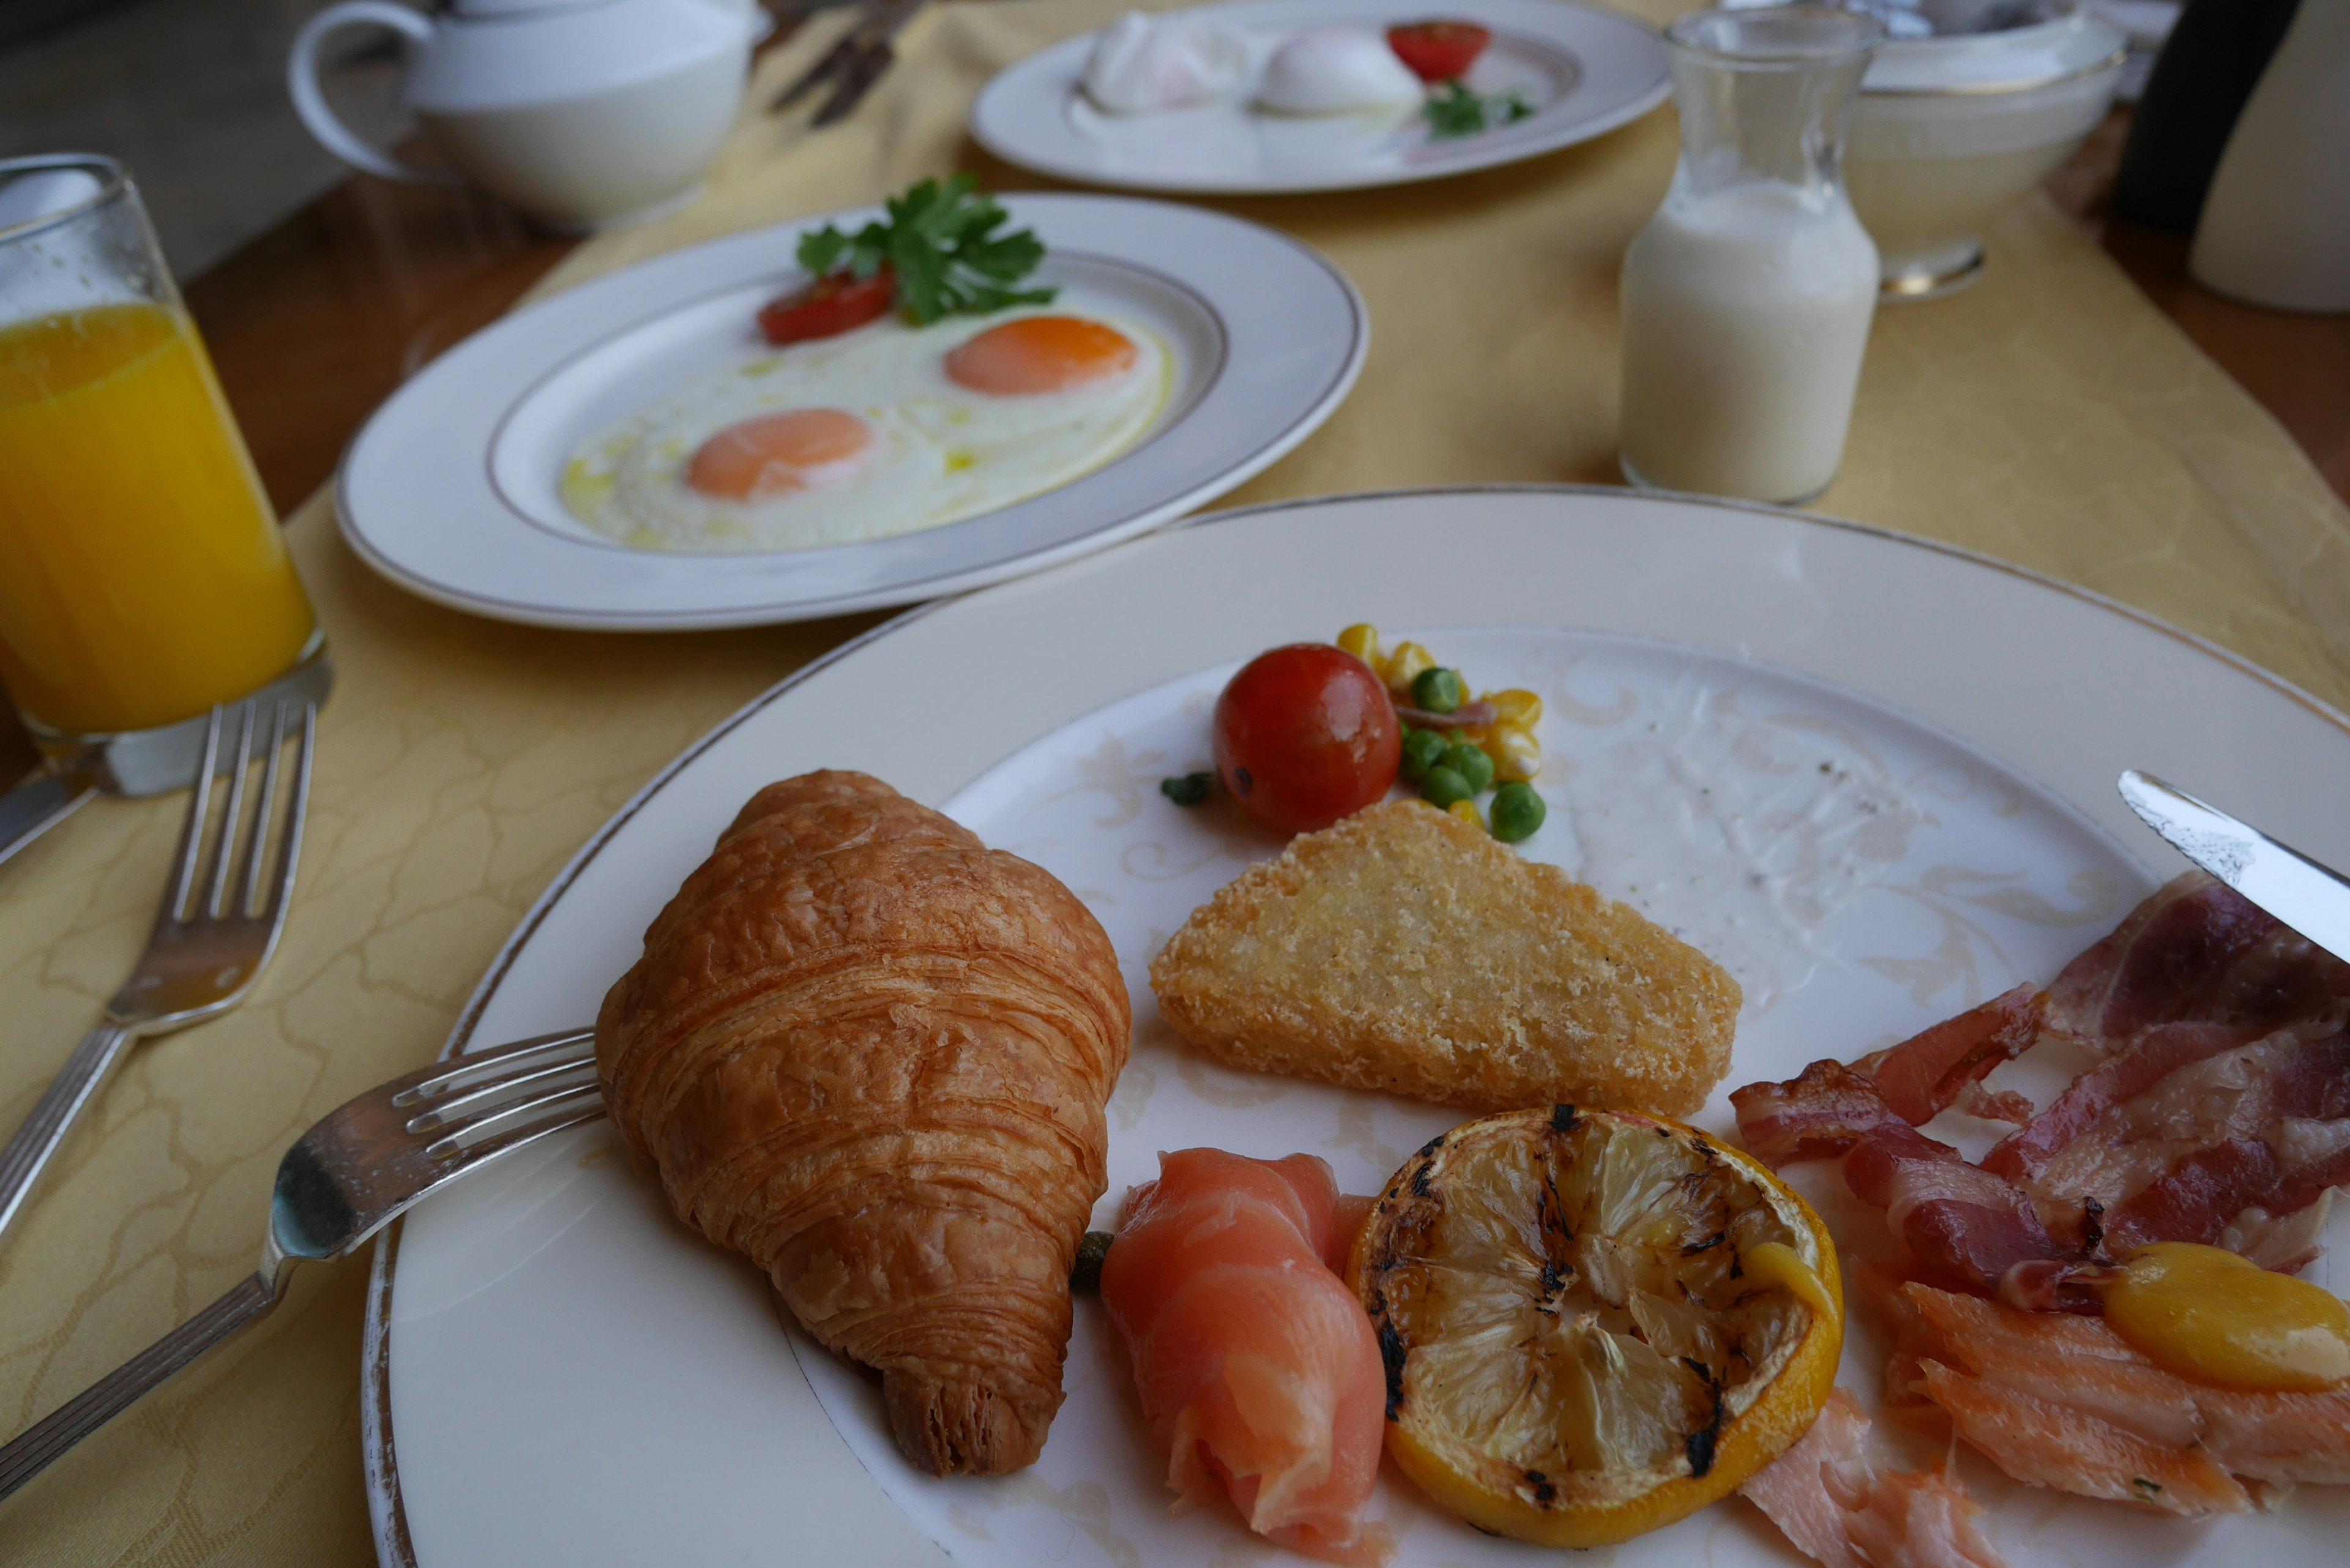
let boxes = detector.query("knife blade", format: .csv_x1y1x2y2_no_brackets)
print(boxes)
810,0,928,125
2117,769,2350,965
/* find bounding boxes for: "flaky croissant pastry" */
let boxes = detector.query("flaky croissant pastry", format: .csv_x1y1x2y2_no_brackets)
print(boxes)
596,770,1130,1476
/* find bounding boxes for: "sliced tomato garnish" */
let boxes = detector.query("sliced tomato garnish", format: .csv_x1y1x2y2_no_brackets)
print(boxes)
756,264,897,346
1386,20,1493,83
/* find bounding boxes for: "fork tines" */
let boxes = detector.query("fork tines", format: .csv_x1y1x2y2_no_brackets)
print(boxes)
165,700,316,928
391,1029,603,1162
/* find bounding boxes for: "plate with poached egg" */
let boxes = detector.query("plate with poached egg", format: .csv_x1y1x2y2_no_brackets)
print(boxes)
970,0,1670,195
334,190,1365,629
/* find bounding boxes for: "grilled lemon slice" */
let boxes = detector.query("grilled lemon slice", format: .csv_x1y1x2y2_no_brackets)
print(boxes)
1348,1105,1841,1547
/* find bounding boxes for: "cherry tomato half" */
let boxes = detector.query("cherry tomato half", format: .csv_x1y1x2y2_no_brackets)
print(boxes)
1386,20,1493,83
756,265,896,345
1214,644,1401,835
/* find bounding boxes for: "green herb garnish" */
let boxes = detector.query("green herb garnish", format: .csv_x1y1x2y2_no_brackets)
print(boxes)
1161,772,1215,806
796,174,1058,326
1422,81,1535,140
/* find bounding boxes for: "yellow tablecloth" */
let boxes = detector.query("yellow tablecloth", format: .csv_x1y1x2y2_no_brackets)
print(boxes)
5,1,2348,1561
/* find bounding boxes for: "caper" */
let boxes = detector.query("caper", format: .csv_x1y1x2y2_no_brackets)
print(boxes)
1490,781,1546,842
1160,772,1213,806
1411,666,1465,714
1421,765,1474,809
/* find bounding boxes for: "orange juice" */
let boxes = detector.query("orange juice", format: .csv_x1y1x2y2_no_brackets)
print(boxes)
0,302,317,736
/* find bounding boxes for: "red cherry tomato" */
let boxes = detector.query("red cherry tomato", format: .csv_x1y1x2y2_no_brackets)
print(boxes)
1386,20,1493,83
756,265,896,345
1213,644,1401,835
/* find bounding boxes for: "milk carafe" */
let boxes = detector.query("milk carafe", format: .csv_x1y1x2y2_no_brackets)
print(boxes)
1620,6,1885,505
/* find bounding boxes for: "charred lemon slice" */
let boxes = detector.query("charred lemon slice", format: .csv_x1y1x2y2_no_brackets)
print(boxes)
1348,1105,1841,1547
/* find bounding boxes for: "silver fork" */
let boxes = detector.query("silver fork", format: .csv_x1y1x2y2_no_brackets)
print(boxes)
0,701,315,1249
0,1025,605,1502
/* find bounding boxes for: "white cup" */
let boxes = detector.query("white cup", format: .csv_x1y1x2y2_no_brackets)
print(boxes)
288,0,754,233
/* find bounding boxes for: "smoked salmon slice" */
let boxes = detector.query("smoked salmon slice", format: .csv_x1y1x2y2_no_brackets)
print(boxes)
1740,1389,2009,1568
1861,1267,2350,1514
1100,1149,1392,1566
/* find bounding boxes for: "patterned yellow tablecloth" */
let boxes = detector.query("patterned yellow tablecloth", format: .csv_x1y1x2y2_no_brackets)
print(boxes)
4,1,2347,1561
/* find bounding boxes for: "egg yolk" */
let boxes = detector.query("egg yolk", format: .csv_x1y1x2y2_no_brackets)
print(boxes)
2100,1242,2350,1392
685,408,871,501
944,316,1138,396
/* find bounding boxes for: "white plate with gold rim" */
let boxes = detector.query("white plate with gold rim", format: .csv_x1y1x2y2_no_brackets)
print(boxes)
971,0,1670,196
364,488,2350,1567
333,195,1364,630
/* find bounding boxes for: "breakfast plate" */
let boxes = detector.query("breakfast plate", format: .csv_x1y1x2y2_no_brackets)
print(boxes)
333,195,1364,629
363,488,2350,1566
969,0,1671,195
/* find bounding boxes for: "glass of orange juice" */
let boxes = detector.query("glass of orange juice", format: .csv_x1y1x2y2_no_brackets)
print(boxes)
0,153,329,804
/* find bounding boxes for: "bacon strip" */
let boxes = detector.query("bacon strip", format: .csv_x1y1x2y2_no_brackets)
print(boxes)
1736,872,2350,1302
2044,872,2350,1048
1853,985,2043,1126
1983,1020,2264,1179
1732,1060,1909,1168
1841,1122,2092,1309
1731,1064,2094,1305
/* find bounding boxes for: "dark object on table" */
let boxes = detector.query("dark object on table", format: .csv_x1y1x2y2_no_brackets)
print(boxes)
2113,0,2301,233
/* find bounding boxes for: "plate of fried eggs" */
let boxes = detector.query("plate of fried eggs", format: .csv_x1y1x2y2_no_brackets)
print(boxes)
971,0,1669,196
335,195,1365,628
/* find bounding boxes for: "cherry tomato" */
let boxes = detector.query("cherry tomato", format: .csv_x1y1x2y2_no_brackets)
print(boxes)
1214,644,1401,835
756,265,896,345
1386,20,1493,83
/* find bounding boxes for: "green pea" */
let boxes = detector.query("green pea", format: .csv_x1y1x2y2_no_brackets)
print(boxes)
1490,782,1546,843
1442,742,1494,794
1411,666,1465,714
1421,765,1474,809
1400,727,1447,780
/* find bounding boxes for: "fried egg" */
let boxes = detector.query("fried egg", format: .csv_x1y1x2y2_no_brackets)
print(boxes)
562,308,1169,553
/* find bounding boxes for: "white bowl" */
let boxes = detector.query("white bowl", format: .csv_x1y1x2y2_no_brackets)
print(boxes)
1842,0,2126,298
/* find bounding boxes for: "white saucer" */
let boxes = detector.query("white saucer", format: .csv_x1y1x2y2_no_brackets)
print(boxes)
334,195,1365,629
971,0,1671,195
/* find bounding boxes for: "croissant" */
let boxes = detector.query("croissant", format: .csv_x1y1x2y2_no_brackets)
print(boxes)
595,770,1131,1476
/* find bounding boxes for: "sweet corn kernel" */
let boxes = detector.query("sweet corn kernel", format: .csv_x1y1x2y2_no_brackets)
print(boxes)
1337,623,1380,666
1384,641,1434,695
1485,689,1543,728
1487,721,1541,783
1450,724,1491,749
1447,798,1485,832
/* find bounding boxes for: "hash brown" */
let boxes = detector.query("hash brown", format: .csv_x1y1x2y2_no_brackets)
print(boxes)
1147,801,1740,1115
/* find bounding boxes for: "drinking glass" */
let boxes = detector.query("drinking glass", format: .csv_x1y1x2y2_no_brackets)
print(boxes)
0,154,331,816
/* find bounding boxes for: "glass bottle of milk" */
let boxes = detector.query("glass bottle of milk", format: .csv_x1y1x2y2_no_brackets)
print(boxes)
1619,6,1886,506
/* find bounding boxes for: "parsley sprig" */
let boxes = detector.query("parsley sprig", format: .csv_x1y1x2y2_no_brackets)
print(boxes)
1422,81,1535,141
796,174,1058,326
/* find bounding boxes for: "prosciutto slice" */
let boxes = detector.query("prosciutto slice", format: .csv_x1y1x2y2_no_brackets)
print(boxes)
1730,872,2350,1305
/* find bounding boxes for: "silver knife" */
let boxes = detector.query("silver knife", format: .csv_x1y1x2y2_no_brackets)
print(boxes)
811,0,928,125
2117,769,2350,965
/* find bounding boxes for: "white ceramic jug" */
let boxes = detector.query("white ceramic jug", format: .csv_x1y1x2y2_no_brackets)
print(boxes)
2190,0,2350,313
288,0,755,233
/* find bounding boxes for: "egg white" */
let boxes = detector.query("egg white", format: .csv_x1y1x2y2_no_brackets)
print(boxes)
562,308,1171,554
